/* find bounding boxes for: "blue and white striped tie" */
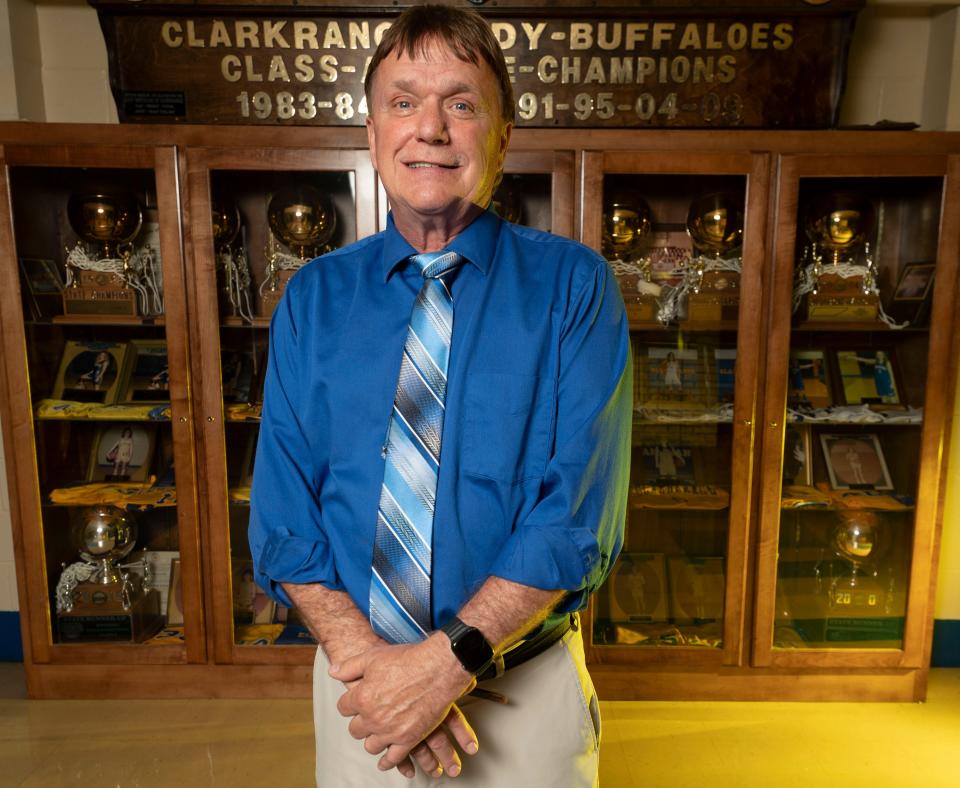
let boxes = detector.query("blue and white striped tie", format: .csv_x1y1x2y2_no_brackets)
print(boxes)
370,251,462,644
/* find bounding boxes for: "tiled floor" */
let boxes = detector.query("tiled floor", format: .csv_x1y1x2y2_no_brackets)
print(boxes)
1,663,958,787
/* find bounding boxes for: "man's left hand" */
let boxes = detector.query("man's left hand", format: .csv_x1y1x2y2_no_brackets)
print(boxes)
330,634,477,773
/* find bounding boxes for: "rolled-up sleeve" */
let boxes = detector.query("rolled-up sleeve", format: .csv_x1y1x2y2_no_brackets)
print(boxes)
488,259,633,610
249,281,341,608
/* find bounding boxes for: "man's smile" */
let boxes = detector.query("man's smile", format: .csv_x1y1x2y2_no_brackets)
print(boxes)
405,161,458,169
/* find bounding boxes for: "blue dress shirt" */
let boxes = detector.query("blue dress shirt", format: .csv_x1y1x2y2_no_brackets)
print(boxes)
249,210,632,634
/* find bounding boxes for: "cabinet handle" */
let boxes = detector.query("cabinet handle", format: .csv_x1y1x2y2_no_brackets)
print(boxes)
741,419,752,426
207,416,215,423
179,416,187,423
769,421,779,428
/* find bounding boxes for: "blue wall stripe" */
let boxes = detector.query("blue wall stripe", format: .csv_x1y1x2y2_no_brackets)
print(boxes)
0,612,23,662
931,620,960,667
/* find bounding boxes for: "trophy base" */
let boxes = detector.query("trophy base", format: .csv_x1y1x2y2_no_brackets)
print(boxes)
63,287,139,318
624,295,659,323
58,586,163,643
806,273,878,322
259,270,297,317
685,294,739,322
806,294,879,322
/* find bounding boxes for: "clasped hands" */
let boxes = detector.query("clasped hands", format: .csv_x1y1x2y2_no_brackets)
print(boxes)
329,633,479,779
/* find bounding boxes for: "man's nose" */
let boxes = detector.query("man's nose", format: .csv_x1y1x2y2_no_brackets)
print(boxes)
417,99,449,144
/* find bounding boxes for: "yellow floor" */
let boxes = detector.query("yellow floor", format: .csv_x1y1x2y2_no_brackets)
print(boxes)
0,664,958,787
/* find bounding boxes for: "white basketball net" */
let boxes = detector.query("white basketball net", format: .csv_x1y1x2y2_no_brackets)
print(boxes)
65,242,164,316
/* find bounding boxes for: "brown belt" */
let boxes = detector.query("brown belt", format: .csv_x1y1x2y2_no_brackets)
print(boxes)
475,613,575,683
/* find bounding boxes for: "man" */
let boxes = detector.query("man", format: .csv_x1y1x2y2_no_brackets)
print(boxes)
249,5,631,786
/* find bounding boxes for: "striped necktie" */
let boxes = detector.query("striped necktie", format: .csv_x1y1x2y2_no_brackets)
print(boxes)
370,251,463,644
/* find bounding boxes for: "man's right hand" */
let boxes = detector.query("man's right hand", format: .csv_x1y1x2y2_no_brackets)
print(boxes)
282,582,478,779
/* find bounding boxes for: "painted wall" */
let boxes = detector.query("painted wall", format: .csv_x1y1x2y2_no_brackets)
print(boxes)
0,0,958,659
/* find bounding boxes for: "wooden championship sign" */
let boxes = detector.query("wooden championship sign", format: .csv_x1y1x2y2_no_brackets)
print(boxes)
90,0,863,129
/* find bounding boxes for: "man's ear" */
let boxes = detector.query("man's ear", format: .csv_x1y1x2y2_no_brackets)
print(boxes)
497,122,513,170
366,115,378,172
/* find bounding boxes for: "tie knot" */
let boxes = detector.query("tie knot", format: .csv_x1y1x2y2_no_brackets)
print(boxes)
410,251,462,280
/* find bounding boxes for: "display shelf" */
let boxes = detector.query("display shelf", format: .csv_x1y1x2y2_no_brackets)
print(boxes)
222,317,270,329
34,400,172,421
52,315,166,327
791,321,927,332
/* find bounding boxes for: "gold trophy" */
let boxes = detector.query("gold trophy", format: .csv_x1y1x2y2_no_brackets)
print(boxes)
212,198,241,251
803,193,877,321
602,197,651,262
684,192,744,321
826,511,889,618
63,193,143,318
686,192,743,259
262,186,337,315
57,505,162,642
603,196,657,322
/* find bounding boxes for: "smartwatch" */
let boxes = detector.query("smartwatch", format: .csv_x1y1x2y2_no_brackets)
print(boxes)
440,616,497,676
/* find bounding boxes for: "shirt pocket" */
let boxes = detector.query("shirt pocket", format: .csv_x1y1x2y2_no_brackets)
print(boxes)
462,372,552,483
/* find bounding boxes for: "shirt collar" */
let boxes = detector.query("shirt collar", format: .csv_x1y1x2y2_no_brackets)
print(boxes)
380,209,500,282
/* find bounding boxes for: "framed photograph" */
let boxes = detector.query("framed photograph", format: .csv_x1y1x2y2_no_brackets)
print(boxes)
834,349,901,407
120,340,169,404
713,348,737,405
638,345,707,409
87,423,156,482
607,553,669,623
52,340,130,404
892,262,935,301
819,433,894,490
18,257,64,320
166,558,184,626
667,556,725,625
788,350,832,410
636,442,696,486
782,425,813,486
890,262,936,326
221,349,258,404
232,558,276,625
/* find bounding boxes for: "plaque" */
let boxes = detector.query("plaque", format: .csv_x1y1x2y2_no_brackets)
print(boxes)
92,1,864,129
58,583,162,643
667,555,725,625
607,553,669,623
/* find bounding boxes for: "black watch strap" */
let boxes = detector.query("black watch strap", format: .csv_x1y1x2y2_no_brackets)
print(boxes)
440,616,498,676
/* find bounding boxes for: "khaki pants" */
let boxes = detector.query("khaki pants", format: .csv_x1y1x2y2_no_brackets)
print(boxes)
313,625,600,787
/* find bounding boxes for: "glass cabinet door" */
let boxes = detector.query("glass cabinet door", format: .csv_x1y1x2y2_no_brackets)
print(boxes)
185,147,377,662
0,144,202,663
499,150,575,237
754,154,960,667
581,151,769,667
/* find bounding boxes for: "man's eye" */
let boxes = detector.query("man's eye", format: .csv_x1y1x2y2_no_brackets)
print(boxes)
451,101,473,112
394,100,412,110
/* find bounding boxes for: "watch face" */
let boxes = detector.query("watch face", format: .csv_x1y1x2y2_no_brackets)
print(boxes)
454,627,493,674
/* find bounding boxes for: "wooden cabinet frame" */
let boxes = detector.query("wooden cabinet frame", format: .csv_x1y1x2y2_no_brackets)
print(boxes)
0,142,204,694
184,144,377,667
580,150,770,671
752,153,960,670
0,124,957,700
